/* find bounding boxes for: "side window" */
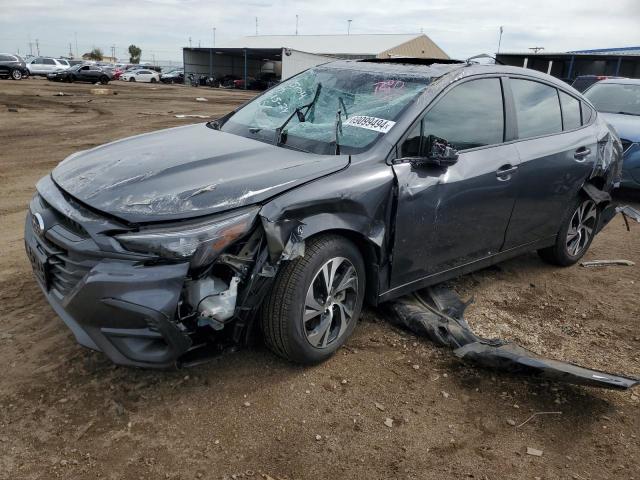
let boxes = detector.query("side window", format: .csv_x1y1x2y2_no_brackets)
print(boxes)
559,91,581,130
42,58,55,65
420,78,504,151
511,79,562,139
32,58,42,64
581,103,595,125
0,55,10,61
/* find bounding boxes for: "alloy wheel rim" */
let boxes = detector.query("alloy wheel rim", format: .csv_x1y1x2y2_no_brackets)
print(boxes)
12,70,22,80
303,256,358,349
566,199,597,257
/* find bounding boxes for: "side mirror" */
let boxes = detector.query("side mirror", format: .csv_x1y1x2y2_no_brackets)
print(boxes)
400,136,459,167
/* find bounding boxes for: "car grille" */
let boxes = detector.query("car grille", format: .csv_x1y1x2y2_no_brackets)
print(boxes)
36,231,95,297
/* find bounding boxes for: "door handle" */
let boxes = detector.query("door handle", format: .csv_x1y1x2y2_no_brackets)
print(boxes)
496,164,518,180
574,147,591,161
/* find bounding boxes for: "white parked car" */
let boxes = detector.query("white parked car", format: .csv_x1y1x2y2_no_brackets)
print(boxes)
121,69,160,83
27,57,69,76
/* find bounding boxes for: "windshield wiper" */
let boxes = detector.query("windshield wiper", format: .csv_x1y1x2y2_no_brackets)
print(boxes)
333,97,349,155
274,83,322,146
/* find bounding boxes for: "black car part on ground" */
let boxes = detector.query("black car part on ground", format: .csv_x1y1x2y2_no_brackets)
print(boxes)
385,284,639,390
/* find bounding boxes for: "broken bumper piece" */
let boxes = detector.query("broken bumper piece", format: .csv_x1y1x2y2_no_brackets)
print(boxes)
385,284,639,390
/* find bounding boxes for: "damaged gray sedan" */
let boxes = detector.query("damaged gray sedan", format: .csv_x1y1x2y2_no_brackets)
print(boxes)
25,59,624,369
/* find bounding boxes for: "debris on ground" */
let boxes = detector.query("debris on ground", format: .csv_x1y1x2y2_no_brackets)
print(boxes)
384,418,394,428
175,114,210,119
617,205,640,230
516,411,563,428
53,92,72,96
90,88,112,95
581,259,635,267
385,284,639,390
375,402,385,411
527,447,544,457
7,108,18,112
195,97,208,102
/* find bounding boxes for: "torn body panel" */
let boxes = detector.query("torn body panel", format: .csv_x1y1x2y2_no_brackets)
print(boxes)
386,284,639,390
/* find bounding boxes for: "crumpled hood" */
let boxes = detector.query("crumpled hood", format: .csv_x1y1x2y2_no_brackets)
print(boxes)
599,112,640,142
52,123,348,223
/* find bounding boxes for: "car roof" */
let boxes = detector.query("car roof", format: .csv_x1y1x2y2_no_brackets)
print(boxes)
321,59,578,92
597,78,640,85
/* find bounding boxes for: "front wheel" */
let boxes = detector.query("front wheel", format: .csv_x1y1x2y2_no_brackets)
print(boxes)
538,197,599,266
129,77,135,82
261,234,366,364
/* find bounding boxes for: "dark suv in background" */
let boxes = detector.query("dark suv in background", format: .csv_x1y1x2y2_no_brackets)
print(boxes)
25,59,622,368
0,53,29,80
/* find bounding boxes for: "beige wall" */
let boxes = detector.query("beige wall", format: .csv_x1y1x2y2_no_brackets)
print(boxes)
377,35,449,60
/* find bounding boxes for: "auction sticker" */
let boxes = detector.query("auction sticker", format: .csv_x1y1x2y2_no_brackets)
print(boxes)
343,116,396,134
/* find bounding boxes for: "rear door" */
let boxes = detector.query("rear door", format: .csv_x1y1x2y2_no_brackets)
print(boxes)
390,76,521,288
77,65,91,81
502,78,597,248
41,58,56,73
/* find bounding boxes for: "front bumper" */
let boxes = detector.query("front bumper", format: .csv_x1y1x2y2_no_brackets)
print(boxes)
25,195,192,368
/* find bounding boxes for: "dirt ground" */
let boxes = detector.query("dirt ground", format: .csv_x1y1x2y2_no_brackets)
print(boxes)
1,78,639,480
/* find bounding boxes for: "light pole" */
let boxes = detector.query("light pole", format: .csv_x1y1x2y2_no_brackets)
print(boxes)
347,19,352,35
212,27,216,48
497,26,503,55
295,15,299,35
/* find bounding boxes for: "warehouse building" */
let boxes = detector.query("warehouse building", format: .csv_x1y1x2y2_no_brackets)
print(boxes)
496,46,640,83
182,33,449,87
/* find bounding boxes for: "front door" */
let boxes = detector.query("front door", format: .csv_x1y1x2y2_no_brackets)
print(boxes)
390,77,520,289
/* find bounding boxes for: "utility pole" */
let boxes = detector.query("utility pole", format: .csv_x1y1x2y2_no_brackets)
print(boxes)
497,26,504,54
189,36,192,48
347,19,352,35
69,42,73,57
295,15,299,35
212,27,216,48
255,17,258,36
28,38,33,56
111,45,116,62
35,38,40,56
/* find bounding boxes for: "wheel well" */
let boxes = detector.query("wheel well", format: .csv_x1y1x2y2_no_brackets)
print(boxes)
303,229,381,306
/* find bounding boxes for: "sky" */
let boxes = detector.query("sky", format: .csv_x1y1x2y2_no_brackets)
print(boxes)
1,0,639,63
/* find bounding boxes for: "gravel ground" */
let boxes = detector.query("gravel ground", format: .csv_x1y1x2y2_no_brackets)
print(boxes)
1,77,639,480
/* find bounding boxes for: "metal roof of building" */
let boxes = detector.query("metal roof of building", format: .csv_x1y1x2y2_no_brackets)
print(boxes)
219,34,431,56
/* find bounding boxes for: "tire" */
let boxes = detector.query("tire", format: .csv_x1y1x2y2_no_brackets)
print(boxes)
99,76,109,85
10,69,22,80
68,75,75,83
129,77,135,82
538,196,599,266
150,77,157,83
261,234,366,364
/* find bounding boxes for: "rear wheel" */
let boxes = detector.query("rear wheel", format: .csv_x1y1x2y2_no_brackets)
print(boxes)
538,197,599,266
99,76,109,85
261,234,365,364
150,77,157,83
10,69,22,80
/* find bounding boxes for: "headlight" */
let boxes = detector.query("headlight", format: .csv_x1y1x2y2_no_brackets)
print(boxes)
115,206,259,267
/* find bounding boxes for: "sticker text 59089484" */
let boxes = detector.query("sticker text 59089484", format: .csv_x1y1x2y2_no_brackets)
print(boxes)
343,116,396,134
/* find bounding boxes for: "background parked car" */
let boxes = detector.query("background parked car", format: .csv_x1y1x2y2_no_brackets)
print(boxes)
584,78,640,189
571,75,623,92
160,68,184,84
0,53,29,80
27,57,69,76
121,69,160,83
47,64,112,84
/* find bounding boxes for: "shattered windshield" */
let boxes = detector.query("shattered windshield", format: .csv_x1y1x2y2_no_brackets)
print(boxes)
222,67,432,155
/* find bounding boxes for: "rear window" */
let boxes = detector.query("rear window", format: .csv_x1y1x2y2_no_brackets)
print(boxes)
511,79,562,139
559,91,582,130
581,103,595,124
